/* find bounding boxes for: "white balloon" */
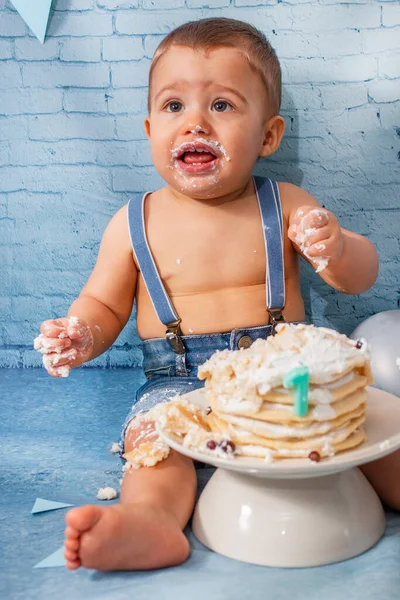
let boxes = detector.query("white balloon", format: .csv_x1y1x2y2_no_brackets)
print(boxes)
351,310,400,398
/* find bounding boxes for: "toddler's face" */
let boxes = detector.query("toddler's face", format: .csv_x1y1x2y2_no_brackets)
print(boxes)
145,45,274,199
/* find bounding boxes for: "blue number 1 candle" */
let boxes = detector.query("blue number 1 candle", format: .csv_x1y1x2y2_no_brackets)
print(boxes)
283,366,309,418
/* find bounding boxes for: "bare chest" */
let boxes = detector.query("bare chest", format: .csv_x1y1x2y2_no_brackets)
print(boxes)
144,201,269,295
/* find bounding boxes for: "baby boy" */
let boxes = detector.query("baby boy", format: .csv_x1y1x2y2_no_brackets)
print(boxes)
35,18,399,572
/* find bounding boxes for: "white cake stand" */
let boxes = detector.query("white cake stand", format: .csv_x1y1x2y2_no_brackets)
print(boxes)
158,387,400,568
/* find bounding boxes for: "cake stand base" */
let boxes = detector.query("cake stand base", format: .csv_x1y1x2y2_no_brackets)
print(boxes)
192,467,385,568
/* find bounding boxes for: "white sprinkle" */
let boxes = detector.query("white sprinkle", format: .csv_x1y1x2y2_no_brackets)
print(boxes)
176,258,182,265
110,443,121,453
188,328,194,333
97,487,117,501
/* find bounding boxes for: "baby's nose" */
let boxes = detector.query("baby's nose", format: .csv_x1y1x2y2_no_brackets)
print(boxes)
187,124,210,135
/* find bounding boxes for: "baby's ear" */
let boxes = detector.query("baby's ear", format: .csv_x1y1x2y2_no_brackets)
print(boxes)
144,116,151,139
259,115,285,158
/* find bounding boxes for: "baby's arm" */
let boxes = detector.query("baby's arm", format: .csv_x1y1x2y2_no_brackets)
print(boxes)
35,205,137,376
280,183,379,294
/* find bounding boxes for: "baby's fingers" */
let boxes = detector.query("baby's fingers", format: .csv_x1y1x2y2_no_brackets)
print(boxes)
42,348,78,377
301,208,330,230
302,225,330,248
34,333,72,354
40,318,69,338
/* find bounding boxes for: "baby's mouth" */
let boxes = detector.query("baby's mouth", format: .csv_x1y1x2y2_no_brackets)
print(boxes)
171,139,228,174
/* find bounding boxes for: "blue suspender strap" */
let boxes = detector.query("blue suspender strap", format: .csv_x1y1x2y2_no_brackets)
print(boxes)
253,176,286,328
127,194,186,358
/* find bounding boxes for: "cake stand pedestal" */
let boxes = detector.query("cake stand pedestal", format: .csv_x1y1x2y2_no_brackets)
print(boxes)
159,387,400,568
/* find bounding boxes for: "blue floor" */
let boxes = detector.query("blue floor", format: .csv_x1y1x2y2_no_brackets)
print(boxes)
1,368,400,600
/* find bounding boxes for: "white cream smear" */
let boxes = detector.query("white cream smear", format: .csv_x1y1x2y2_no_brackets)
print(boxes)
171,138,231,163
291,209,330,273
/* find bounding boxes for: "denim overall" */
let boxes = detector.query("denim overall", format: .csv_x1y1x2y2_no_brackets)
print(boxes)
120,176,286,452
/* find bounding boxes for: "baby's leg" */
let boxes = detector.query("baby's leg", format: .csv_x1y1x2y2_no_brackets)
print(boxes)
64,419,197,571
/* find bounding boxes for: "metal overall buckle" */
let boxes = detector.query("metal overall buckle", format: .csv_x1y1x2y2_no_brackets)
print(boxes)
268,308,286,335
165,319,186,354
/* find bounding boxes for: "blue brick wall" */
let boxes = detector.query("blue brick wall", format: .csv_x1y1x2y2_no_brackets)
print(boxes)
0,0,399,368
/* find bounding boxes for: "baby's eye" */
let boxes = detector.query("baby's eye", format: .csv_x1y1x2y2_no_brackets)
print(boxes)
213,100,232,112
166,101,183,113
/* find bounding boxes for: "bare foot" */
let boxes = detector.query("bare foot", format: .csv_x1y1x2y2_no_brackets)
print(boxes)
64,503,190,571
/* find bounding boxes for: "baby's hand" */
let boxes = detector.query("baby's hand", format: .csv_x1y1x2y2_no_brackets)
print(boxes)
288,206,344,273
34,316,94,378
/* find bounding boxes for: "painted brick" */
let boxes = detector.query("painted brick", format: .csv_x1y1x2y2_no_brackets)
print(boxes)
1,1,399,367
64,90,108,113
272,32,319,59
60,38,101,62
115,115,149,140
234,0,276,5
368,80,399,103
112,166,164,192
0,350,20,368
96,1,139,9
0,116,27,141
14,37,59,60
102,36,144,61
55,0,94,10
318,83,368,111
289,4,381,32
22,351,43,368
382,4,400,27
0,297,11,317
0,89,63,116
28,114,115,141
378,54,400,78
0,141,9,165
188,0,231,6
143,0,185,8
7,140,100,166
12,296,53,321
111,59,151,87
0,61,22,88
362,27,400,54
144,35,163,58
0,13,27,37
1,165,111,194
83,354,108,368
115,10,204,34
109,346,143,367
95,140,151,166
281,55,377,84
21,62,109,88
106,88,148,114
47,13,113,37
379,103,400,128
0,39,13,59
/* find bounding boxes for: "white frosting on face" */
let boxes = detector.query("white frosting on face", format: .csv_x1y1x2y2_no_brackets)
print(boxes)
171,137,231,162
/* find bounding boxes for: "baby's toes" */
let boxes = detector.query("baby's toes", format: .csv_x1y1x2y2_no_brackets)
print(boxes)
65,538,80,552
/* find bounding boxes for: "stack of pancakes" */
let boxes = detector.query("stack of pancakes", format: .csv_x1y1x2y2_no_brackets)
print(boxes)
197,323,372,460
125,323,372,466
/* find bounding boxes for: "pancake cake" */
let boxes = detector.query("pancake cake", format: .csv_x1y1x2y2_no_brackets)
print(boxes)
123,323,372,467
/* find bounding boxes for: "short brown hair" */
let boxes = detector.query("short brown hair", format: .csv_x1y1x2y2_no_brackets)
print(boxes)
147,17,281,115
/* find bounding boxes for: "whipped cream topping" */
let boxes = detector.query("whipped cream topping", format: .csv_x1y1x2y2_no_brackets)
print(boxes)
199,324,370,416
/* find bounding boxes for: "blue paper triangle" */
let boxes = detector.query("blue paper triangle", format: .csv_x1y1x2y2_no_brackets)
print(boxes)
33,546,66,569
10,0,53,44
31,498,74,514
